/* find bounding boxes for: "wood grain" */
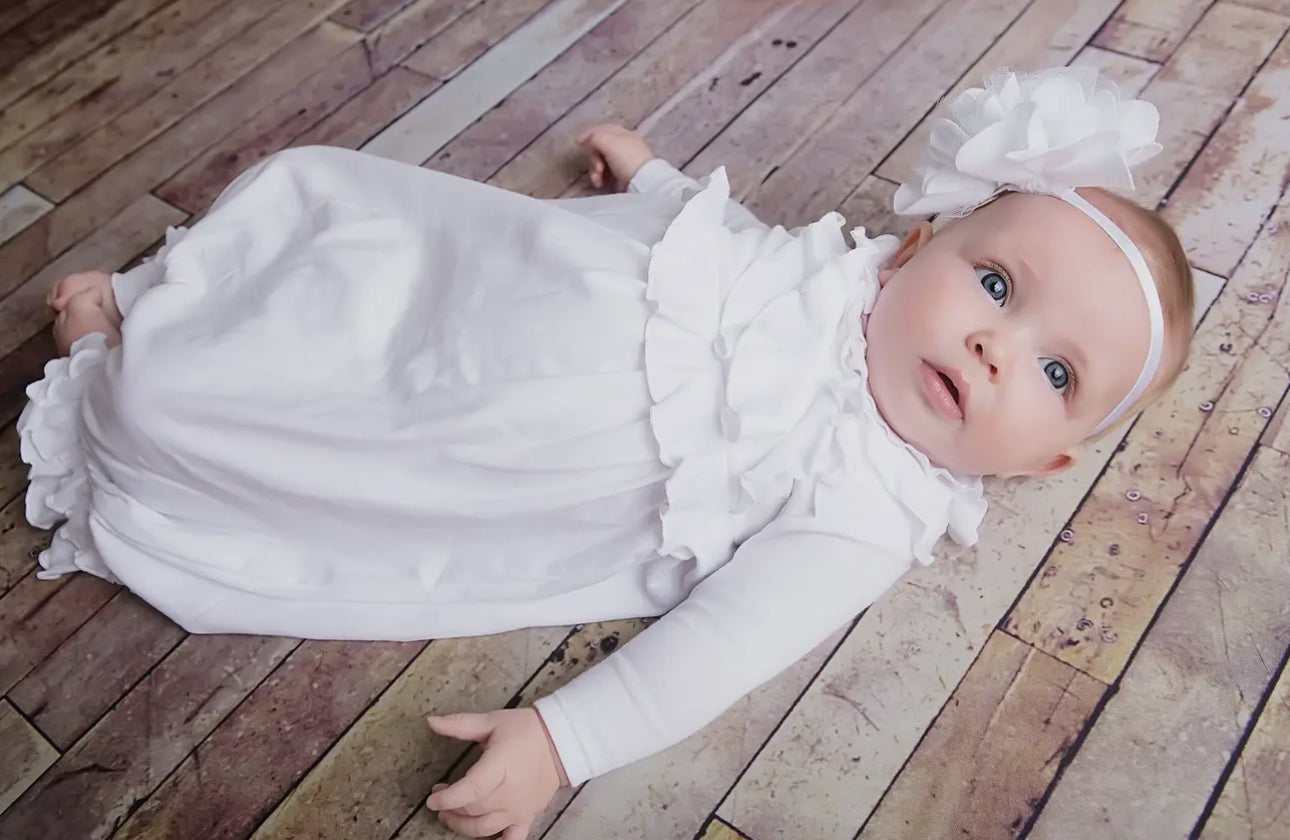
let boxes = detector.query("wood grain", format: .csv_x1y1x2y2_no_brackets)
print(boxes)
1092,0,1216,61
1027,443,1290,838
401,0,553,81
0,186,51,247
330,0,420,32
0,570,117,696
0,698,57,815
290,66,440,151
0,493,51,595
365,0,479,75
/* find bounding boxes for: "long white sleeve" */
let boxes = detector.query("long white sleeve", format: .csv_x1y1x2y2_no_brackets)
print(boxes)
628,157,770,234
533,510,911,786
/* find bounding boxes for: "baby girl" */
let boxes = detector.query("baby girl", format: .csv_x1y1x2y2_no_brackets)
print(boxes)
22,67,1193,839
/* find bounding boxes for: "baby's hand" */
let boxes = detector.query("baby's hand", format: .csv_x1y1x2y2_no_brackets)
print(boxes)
577,123,654,192
425,708,569,839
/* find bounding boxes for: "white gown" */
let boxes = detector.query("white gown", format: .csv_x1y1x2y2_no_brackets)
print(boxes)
18,147,987,784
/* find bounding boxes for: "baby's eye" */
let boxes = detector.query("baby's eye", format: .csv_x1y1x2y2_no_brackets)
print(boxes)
1041,358,1071,393
976,266,1009,305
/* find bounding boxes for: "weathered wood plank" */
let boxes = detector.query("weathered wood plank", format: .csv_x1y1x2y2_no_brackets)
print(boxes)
0,0,279,193
1200,639,1290,838
401,0,552,81
856,631,1104,840
156,39,375,213
739,0,1031,228
290,66,440,150
836,177,909,240
1134,2,1288,210
0,0,175,114
330,0,419,32
876,0,1124,186
1092,0,1215,61
362,0,629,164
0,186,51,247
491,0,793,199
24,0,357,203
8,591,186,750
0,634,299,840
1262,392,1290,453
110,640,421,840
1163,31,1290,276
0,194,188,368
0,492,50,596
424,0,701,184
698,819,754,840
249,628,569,840
1070,44,1161,92
0,571,117,696
366,0,480,76
0,0,63,40
1027,443,1290,838
1004,198,1290,684
0,699,57,815
0,331,56,428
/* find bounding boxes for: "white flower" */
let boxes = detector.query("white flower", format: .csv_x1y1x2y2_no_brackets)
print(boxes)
893,66,1162,216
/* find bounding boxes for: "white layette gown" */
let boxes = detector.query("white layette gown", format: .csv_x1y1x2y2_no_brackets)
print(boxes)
18,146,987,784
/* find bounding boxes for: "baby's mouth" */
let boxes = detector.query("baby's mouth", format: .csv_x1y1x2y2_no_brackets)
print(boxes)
938,371,960,405
920,361,965,421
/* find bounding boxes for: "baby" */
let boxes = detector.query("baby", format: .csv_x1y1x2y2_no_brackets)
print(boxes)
22,67,1193,839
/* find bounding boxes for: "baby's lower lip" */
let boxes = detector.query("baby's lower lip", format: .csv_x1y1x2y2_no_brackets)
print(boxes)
920,362,963,421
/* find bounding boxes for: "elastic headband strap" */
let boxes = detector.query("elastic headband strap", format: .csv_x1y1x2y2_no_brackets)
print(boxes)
1056,189,1165,434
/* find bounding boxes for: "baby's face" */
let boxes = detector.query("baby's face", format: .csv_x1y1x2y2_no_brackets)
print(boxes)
864,191,1152,477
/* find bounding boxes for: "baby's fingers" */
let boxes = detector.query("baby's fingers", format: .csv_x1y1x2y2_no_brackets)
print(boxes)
426,753,506,811
437,807,514,839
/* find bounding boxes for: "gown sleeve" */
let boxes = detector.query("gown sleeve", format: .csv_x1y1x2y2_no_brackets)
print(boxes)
532,486,914,787
628,158,771,234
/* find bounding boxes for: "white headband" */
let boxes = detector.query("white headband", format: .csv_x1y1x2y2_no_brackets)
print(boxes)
892,67,1166,434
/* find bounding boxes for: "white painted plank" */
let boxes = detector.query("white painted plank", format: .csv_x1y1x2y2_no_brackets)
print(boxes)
0,185,52,246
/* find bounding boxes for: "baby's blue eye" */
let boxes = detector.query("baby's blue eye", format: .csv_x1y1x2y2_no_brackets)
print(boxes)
1042,358,1071,392
976,266,1008,304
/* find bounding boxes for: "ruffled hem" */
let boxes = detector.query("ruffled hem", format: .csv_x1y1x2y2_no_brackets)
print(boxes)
17,333,119,583
642,168,986,573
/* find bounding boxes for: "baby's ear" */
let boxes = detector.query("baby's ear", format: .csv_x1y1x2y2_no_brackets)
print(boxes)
1007,448,1078,479
879,222,933,286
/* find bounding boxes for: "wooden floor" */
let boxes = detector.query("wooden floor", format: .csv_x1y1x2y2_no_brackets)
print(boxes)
0,0,1288,838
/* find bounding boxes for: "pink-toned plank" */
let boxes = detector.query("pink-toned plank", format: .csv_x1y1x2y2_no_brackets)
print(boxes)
0,571,118,695
111,640,422,840
424,0,701,183
24,0,358,203
0,494,50,595
401,0,553,81
0,0,279,191
836,176,914,240
330,0,419,32
0,634,299,840
0,698,57,816
156,39,375,213
0,24,353,306
1092,0,1215,62
486,0,789,197
366,0,480,75
1163,27,1290,276
0,193,188,372
0,0,176,113
290,66,440,150
9,591,187,749
737,0,1034,227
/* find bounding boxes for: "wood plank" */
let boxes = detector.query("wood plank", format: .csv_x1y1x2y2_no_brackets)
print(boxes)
0,494,51,596
1092,0,1215,61
856,631,1104,840
424,0,702,184
155,39,375,213
0,424,29,507
289,66,440,151
0,193,188,369
490,0,793,199
401,0,552,81
0,186,51,247
1200,640,1290,838
1163,30,1290,276
1134,2,1289,210
740,0,1033,228
362,0,629,164
1004,197,1290,684
330,0,419,32
24,0,358,203
1069,44,1161,93
836,177,911,240
0,571,118,696
110,640,421,840
0,331,56,428
249,627,569,840
698,819,754,840
0,0,279,192
8,591,186,750
0,699,57,815
0,634,298,840
876,0,1124,186
1026,444,1290,838
1262,392,1290,453
0,0,63,40
366,0,480,76
0,0,175,113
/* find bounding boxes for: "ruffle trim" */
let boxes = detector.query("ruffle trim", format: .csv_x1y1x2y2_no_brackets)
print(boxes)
643,168,986,571
18,333,119,582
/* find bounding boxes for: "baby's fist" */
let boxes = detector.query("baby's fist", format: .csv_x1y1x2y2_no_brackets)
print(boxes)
577,124,653,192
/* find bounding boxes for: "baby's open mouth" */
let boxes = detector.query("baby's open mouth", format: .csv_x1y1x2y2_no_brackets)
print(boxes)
938,371,960,406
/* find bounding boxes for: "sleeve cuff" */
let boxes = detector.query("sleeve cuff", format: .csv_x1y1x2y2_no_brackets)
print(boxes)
627,157,693,194
533,693,595,787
